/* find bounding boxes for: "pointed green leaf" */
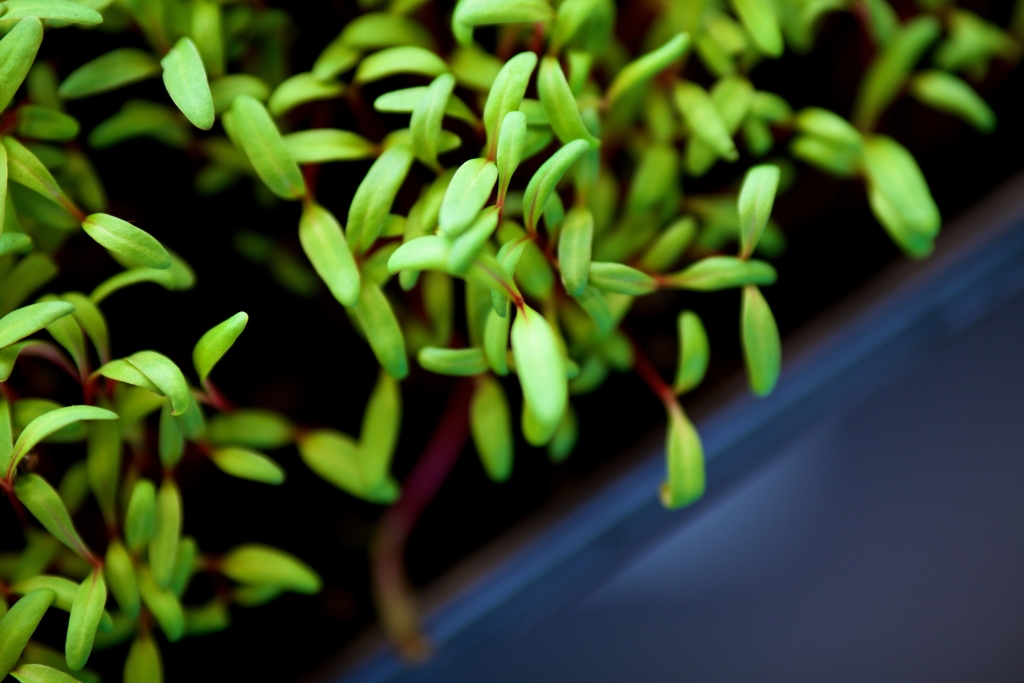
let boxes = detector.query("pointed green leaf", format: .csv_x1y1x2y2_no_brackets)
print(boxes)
104,540,139,619
741,285,781,396
3,136,72,208
523,139,589,232
149,480,182,588
411,73,456,171
282,129,376,164
558,206,593,296
157,400,183,469
267,73,345,118
58,49,161,100
638,216,697,272
192,311,247,381
862,135,940,257
339,12,435,50
666,256,777,290
484,302,511,375
124,351,190,415
795,107,863,149
470,376,513,481
909,70,995,132
607,33,690,105
169,536,198,598
660,406,705,508
587,262,656,295
123,634,162,683
230,95,305,199
89,252,195,304
374,86,477,124
852,16,942,130
511,305,567,442
13,474,93,559
359,371,401,489
65,570,106,671
298,429,378,501
449,206,499,275
81,213,171,269
354,46,449,83
673,81,737,160
0,18,43,113
387,234,452,273
209,75,269,114
730,0,782,56
737,164,780,258
417,347,488,375
16,106,80,142
160,38,214,130
11,663,83,683
125,480,156,552
88,100,188,149
351,280,408,379
438,158,498,238
538,56,599,147
9,406,116,476
221,544,321,594
674,310,709,394
496,111,527,202
0,589,55,680
483,52,538,158
454,0,554,26
137,567,183,641
346,144,414,252
2,0,101,23
210,448,285,485
208,409,293,449
0,302,75,349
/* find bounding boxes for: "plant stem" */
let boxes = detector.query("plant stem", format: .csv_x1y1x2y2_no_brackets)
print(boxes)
630,336,677,409
369,378,473,660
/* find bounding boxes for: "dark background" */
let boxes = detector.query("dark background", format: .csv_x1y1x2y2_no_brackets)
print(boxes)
3,0,1024,679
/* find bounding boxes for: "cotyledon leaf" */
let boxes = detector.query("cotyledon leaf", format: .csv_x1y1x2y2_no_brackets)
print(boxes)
511,305,567,443
538,56,600,148
299,204,361,308
105,540,139,619
737,164,781,258
125,480,156,552
496,111,527,202
411,73,456,171
438,158,498,238
449,206,499,275
606,33,690,105
2,0,101,24
483,52,538,158
58,49,162,100
13,474,95,560
522,139,589,232
124,351,190,415
558,206,594,297
354,46,449,83
221,544,322,594
267,73,345,118
470,376,514,481
484,302,511,375
909,70,995,132
347,144,414,253
661,405,705,509
65,569,106,670
673,81,738,161
0,18,44,113
417,347,488,375
0,301,75,349
210,74,269,114
7,406,116,476
230,94,305,200
374,87,477,124
160,37,215,130
359,371,401,489
351,280,408,380
0,588,56,680
666,256,777,290
674,310,709,394
454,0,554,26
210,448,285,485
282,129,377,163
123,634,162,683
741,285,781,396
731,0,783,57
193,311,248,381
81,214,171,269
149,480,182,589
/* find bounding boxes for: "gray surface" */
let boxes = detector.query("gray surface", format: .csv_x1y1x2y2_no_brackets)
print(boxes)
445,292,1024,682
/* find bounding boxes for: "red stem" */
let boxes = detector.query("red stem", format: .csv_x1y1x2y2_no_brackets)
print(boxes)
630,336,677,408
370,378,473,658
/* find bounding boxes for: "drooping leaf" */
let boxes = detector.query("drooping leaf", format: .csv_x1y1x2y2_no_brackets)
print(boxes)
737,164,780,258
730,0,782,56
58,49,162,100
124,351,190,415
0,588,56,680
537,56,599,147
192,312,248,381
137,567,183,641
221,545,322,594
470,376,513,481
346,144,414,253
522,139,589,232
13,474,93,559
81,213,171,269
673,81,737,161
606,33,690,105
740,285,781,396
210,448,285,485
483,52,538,158
0,18,43,113
230,95,305,199
65,570,106,671
909,70,995,132
160,38,215,130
